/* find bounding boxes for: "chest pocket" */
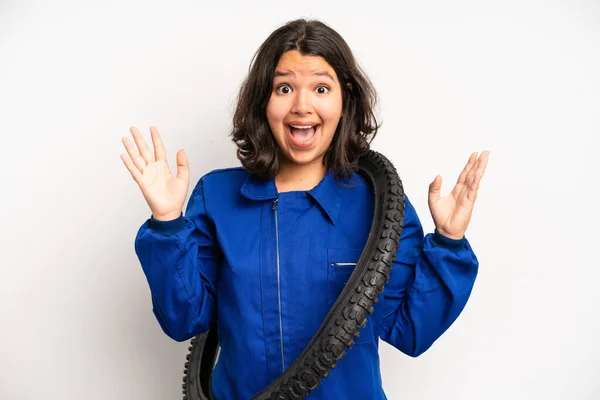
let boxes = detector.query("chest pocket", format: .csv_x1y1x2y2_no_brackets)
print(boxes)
327,247,376,345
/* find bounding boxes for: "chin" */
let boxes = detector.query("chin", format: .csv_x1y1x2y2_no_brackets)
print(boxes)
280,147,326,166
282,152,317,165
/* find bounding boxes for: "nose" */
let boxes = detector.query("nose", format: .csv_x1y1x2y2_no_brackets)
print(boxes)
291,89,313,115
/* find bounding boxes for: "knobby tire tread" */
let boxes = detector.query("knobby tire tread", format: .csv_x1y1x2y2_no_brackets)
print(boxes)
182,150,405,399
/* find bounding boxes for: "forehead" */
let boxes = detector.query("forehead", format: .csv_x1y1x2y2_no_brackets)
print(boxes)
273,50,338,80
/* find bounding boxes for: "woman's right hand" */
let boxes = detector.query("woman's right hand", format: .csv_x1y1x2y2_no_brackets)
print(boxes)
120,126,189,221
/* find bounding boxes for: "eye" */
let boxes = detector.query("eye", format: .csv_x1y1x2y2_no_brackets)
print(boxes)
316,85,330,94
276,85,292,94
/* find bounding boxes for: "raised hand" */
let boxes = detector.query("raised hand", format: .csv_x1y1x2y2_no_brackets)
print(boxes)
427,151,490,240
120,126,190,221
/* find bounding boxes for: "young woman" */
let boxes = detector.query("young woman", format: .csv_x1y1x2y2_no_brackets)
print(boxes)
121,18,489,400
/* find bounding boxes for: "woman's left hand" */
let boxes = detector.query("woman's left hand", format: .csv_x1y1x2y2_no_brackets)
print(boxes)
428,151,490,240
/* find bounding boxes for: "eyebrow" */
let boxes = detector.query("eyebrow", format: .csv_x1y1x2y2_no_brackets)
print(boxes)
274,70,336,82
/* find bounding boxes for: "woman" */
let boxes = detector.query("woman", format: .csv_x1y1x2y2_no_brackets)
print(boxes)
121,18,489,400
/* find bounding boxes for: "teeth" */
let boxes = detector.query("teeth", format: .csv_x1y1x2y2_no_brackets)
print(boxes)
290,125,315,129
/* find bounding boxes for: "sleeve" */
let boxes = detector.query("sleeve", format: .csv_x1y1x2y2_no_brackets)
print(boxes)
134,177,220,342
378,193,479,357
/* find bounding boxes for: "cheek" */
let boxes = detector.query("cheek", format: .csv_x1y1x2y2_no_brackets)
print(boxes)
317,96,343,122
319,106,342,143
266,96,287,124
320,106,342,132
265,99,276,125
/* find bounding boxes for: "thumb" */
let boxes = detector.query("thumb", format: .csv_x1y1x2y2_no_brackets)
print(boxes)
428,175,442,202
175,149,189,183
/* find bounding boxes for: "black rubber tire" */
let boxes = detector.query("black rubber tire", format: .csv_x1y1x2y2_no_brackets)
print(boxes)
183,150,405,399
182,325,219,400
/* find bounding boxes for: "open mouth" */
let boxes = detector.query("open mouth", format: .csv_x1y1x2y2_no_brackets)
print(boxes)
287,124,320,147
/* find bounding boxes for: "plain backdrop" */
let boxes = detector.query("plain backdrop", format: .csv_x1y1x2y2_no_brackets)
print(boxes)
1,0,599,399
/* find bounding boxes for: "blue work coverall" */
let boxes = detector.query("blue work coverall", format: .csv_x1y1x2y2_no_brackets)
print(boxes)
134,166,479,399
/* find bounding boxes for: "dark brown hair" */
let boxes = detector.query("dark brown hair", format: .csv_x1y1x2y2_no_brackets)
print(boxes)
230,18,380,181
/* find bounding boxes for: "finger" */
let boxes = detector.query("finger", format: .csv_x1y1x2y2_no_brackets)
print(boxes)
457,152,478,185
466,186,478,203
120,152,143,184
122,136,147,172
428,175,442,202
150,126,167,162
462,151,489,205
451,152,478,198
130,126,154,165
465,151,485,188
467,151,490,190
175,149,189,183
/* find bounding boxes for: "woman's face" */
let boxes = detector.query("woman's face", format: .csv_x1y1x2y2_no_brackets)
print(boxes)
266,50,343,169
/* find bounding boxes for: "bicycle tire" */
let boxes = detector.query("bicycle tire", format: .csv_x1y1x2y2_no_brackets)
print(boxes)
182,149,405,399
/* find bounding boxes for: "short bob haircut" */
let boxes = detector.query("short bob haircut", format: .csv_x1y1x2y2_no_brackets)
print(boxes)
230,18,380,181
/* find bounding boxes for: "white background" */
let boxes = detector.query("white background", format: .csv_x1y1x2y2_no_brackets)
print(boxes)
1,0,599,399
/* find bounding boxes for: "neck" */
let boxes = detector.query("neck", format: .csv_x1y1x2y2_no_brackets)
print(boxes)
275,157,327,192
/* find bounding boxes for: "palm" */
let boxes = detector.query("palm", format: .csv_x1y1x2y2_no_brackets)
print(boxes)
428,151,490,240
120,126,190,220
138,160,188,218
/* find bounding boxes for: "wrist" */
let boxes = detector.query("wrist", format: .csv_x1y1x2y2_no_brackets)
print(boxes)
150,212,185,235
152,211,182,222
433,229,465,250
435,228,464,241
